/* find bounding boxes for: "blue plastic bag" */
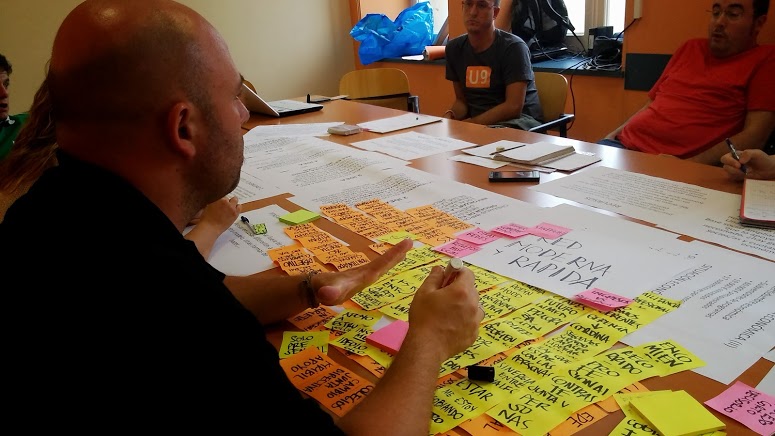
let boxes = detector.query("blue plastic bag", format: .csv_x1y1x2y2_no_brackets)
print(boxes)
350,2,434,65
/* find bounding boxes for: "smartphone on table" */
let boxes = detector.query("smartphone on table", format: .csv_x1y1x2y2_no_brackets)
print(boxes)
488,170,540,182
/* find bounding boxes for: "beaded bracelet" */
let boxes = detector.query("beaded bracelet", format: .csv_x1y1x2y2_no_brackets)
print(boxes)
302,270,320,308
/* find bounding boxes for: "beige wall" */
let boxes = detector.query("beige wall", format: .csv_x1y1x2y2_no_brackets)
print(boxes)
0,0,357,113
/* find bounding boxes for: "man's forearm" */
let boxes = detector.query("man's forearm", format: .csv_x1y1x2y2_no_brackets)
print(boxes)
224,274,310,325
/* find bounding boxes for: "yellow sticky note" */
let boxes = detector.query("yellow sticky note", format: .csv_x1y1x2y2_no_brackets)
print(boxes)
278,330,329,358
377,230,418,244
279,209,320,225
629,390,725,436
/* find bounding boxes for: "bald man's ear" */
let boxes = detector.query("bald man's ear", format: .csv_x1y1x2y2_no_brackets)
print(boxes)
168,102,197,159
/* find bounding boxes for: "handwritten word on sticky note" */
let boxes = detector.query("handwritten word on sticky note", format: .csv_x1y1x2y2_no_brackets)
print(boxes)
434,239,481,258
528,222,571,239
490,222,530,238
705,381,774,436
575,288,633,312
456,228,501,245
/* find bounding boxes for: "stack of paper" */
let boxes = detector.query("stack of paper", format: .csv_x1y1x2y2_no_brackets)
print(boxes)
629,390,725,436
740,178,775,228
492,141,575,165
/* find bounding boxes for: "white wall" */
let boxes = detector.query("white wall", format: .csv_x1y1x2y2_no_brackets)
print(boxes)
0,0,357,113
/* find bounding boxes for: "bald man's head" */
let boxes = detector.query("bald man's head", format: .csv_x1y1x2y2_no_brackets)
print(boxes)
49,0,216,129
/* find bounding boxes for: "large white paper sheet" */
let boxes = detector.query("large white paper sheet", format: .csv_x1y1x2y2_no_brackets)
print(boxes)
349,131,475,160
202,205,295,276
357,113,442,134
532,166,775,261
461,228,695,300
621,240,775,384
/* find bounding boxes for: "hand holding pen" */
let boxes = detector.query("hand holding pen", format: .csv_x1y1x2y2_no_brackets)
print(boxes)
441,257,464,287
721,147,775,181
725,138,747,175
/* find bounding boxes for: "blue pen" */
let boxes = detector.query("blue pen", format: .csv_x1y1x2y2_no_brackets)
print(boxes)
725,138,747,174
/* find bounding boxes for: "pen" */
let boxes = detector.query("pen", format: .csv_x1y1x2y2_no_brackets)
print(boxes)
725,138,747,174
441,257,463,287
241,215,259,235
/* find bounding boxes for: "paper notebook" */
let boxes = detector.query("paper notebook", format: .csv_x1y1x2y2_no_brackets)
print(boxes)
492,141,575,165
740,178,775,228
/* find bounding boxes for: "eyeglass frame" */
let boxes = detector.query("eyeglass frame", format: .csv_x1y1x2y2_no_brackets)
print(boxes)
707,5,745,21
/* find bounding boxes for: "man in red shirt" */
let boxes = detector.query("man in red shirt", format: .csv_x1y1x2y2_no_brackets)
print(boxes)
602,0,775,165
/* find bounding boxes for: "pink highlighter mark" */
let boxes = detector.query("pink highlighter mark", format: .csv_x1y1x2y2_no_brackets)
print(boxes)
528,222,572,239
456,228,501,245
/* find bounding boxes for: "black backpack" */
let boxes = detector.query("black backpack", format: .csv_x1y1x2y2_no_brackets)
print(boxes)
510,0,574,48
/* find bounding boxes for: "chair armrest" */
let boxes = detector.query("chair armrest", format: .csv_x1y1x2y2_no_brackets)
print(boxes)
528,114,575,137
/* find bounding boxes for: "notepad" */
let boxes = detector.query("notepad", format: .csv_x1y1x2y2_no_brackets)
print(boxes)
629,390,725,436
492,141,575,165
740,178,775,228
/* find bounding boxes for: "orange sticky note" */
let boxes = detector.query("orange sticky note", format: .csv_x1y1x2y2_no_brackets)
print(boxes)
279,347,374,417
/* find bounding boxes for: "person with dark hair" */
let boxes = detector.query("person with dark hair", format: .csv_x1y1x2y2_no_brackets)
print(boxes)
444,0,543,128
600,0,775,165
0,53,29,160
1,0,483,433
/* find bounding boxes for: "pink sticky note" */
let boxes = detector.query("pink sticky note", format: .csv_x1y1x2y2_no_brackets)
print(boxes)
575,288,633,312
528,222,572,239
705,381,775,436
434,239,481,258
490,223,531,238
456,228,501,245
366,320,409,355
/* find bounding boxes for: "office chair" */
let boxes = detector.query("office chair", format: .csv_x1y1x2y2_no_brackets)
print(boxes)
528,72,575,137
339,68,420,113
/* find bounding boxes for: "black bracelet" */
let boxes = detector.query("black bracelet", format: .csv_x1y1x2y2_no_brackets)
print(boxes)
303,270,320,308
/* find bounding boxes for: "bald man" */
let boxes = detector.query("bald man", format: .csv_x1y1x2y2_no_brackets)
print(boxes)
1,0,483,432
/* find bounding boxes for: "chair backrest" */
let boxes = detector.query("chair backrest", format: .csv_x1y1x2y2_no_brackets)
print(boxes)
339,68,415,112
533,72,569,122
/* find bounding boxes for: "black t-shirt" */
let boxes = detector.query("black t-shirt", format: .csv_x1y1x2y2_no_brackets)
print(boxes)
1,151,344,433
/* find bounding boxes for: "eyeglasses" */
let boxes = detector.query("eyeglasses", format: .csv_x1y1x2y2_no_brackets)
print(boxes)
462,0,494,10
707,6,744,21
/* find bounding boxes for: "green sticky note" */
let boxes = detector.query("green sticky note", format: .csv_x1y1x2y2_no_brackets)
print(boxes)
629,390,725,436
279,209,320,225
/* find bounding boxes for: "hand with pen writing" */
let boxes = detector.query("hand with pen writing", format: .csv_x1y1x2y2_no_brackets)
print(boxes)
185,196,240,259
405,263,482,358
721,149,775,181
